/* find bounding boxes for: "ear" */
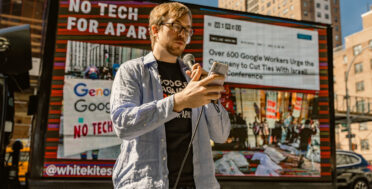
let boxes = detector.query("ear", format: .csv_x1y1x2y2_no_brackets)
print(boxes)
151,25,159,37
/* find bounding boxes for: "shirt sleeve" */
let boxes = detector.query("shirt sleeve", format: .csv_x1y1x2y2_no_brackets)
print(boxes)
110,62,179,140
203,101,231,143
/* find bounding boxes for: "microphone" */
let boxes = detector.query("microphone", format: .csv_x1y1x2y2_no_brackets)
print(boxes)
182,53,195,70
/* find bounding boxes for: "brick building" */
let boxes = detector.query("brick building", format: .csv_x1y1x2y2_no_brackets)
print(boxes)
333,7,372,162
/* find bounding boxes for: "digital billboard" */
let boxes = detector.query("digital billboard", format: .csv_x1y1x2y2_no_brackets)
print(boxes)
40,0,332,181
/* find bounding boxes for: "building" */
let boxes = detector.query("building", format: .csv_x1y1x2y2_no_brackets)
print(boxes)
218,0,247,12
219,0,342,47
0,0,46,159
333,7,372,162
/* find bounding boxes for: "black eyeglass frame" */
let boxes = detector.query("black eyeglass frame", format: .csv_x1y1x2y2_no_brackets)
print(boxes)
161,22,194,37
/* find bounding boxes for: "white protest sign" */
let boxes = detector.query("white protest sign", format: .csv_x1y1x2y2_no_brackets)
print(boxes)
266,91,277,129
63,78,121,156
293,93,303,118
203,15,319,90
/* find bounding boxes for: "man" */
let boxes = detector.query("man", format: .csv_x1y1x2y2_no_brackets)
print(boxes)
110,2,231,189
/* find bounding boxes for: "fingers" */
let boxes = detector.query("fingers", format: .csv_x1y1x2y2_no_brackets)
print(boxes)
203,85,225,93
199,74,226,86
193,64,208,77
191,66,202,81
191,63,200,70
186,70,191,77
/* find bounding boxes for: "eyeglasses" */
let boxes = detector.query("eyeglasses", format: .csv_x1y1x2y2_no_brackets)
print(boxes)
161,22,194,37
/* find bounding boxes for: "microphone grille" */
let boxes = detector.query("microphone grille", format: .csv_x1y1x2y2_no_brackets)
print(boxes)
182,53,195,65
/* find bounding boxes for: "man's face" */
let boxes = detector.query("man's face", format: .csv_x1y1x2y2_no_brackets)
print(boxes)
156,15,192,57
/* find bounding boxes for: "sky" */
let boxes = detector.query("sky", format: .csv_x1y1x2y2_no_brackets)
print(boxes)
176,0,372,46
340,0,372,45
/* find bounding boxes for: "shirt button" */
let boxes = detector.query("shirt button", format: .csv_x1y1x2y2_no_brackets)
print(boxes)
161,138,164,142
163,157,166,161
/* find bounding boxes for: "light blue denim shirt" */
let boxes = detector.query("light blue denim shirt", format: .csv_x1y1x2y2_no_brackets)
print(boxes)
110,52,231,189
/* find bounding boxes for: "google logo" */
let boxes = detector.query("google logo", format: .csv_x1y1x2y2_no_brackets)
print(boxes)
74,83,111,97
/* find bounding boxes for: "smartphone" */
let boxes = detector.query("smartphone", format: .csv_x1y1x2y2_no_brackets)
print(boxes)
208,62,228,86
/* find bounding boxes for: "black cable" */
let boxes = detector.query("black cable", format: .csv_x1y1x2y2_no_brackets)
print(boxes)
172,105,204,189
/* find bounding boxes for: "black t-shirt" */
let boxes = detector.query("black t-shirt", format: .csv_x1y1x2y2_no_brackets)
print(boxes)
157,60,194,187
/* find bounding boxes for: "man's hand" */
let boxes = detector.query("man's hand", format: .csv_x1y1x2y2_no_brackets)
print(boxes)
173,65,225,112
185,63,208,79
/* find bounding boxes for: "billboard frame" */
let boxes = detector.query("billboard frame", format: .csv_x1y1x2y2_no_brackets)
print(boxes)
28,0,336,188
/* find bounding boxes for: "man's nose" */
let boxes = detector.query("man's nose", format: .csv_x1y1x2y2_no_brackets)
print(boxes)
178,29,188,38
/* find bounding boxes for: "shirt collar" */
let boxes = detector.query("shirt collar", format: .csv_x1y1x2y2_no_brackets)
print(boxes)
143,52,189,72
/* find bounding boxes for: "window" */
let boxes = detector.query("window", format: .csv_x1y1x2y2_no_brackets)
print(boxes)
354,62,363,73
356,81,364,92
353,44,362,56
361,139,369,150
290,5,294,10
335,26,339,32
335,35,339,41
325,13,329,19
282,0,287,6
336,153,361,166
356,100,365,112
304,11,308,16
325,4,329,10
316,3,321,8
359,123,368,131
267,2,271,7
369,40,372,49
317,12,321,18
370,59,372,69
267,10,271,15
283,8,288,15
335,17,338,23
304,2,307,7
343,55,348,64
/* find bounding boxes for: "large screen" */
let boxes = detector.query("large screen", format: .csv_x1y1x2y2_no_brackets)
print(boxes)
42,0,332,181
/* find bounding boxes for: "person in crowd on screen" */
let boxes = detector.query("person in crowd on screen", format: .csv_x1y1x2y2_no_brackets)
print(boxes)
252,117,261,147
291,118,300,144
110,2,231,189
236,113,248,149
100,66,113,80
261,119,269,145
297,119,317,168
272,119,282,145
83,66,99,79
286,119,295,143
282,114,292,143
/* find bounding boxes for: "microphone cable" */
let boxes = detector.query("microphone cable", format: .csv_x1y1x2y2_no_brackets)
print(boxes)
172,105,204,189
